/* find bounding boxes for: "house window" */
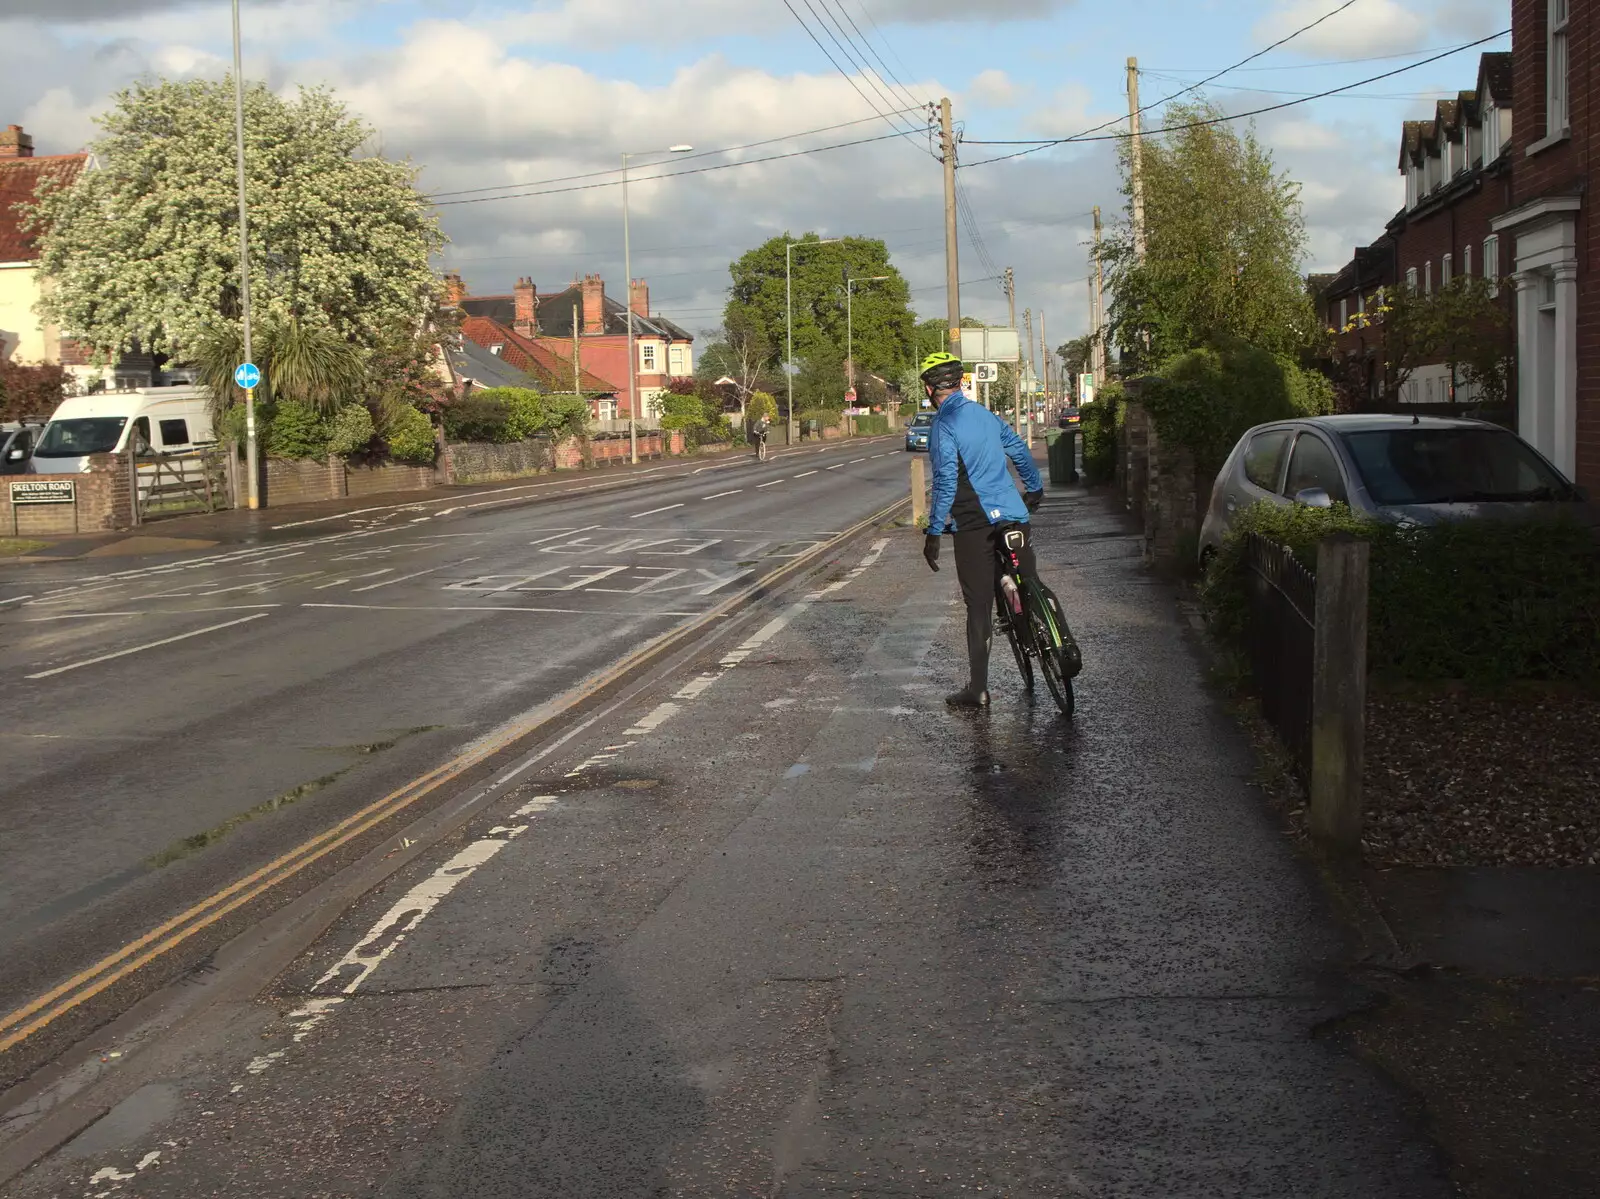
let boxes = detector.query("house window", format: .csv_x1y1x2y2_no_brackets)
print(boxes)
640,342,658,372
1549,0,1570,135
668,344,686,376
1357,291,1366,315
1464,243,1473,277
1442,253,1452,286
1405,165,1418,208
1484,235,1500,294
597,398,617,421
1339,297,1348,328
1424,261,1433,296
1465,122,1478,168
489,344,503,356
1406,267,1419,293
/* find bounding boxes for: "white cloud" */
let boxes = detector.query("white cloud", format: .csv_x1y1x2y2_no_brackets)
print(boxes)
967,69,1021,109
1254,0,1427,59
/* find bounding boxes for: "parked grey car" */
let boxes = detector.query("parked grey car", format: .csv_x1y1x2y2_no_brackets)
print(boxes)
1198,414,1591,565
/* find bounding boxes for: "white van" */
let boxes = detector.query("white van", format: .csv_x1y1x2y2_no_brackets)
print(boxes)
28,386,216,475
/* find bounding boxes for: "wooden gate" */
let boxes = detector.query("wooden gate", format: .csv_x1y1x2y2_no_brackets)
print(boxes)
132,447,231,522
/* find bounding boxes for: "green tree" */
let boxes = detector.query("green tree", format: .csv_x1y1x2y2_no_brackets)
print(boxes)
27,77,445,366
1057,335,1093,380
725,234,913,376
1106,100,1312,362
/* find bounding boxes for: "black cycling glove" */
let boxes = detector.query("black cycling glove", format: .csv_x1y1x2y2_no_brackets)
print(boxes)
923,534,941,572
1024,489,1044,513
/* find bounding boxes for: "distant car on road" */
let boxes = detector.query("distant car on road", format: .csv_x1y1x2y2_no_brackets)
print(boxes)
1198,414,1593,566
904,411,933,452
1057,407,1081,430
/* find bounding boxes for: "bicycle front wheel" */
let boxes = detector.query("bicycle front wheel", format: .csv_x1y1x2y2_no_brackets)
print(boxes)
1024,584,1074,716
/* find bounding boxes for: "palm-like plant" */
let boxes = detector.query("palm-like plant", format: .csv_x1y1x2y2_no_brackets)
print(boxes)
188,316,367,421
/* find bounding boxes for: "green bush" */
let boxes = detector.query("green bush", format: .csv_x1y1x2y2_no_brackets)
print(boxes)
853,414,889,436
385,405,437,464
1080,382,1124,485
659,392,708,431
443,394,514,443
498,389,547,440
540,394,590,439
1141,340,1334,473
264,400,331,460
746,391,778,424
1202,501,1600,689
328,404,376,457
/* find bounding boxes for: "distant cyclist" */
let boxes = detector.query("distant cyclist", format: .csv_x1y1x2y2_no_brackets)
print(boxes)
752,414,770,461
918,351,1045,709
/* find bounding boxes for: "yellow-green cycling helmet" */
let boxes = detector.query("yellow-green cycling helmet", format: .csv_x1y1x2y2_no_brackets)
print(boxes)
918,351,963,389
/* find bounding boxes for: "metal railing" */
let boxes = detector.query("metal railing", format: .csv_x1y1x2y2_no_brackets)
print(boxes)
1244,533,1317,783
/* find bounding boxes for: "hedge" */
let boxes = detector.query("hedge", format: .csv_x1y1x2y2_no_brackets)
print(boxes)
1201,501,1600,689
853,414,889,436
1080,382,1123,484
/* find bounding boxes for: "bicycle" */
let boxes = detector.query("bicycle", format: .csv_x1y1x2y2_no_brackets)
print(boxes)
993,525,1079,716
755,435,768,462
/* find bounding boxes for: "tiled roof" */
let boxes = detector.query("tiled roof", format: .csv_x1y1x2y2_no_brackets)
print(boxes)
1398,120,1428,170
447,338,540,391
459,315,615,394
0,153,87,262
1480,52,1512,106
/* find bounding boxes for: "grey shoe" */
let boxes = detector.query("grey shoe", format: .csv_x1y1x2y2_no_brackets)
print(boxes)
945,686,990,709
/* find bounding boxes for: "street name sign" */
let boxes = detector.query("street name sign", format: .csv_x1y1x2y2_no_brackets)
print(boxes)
10,479,75,504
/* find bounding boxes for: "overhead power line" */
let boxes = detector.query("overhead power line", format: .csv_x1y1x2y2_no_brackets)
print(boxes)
1145,38,1508,74
424,109,924,201
433,130,914,207
959,30,1509,167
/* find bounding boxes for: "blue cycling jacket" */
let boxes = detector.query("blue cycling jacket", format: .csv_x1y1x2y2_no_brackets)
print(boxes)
927,390,1044,534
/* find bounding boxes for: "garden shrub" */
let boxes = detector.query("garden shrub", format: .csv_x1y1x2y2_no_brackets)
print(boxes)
327,404,376,457
659,392,707,431
1201,501,1600,689
1080,382,1123,485
853,414,889,436
385,405,437,464
264,400,331,460
443,394,514,443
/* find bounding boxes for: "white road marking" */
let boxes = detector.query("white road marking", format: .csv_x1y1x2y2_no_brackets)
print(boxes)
21,612,141,621
622,701,680,737
302,602,704,616
26,613,271,679
825,464,845,470
313,568,394,590
0,594,34,606
850,457,867,463
756,479,785,489
528,525,598,547
673,673,720,701
702,489,742,500
630,504,684,519
793,470,817,478
350,557,481,592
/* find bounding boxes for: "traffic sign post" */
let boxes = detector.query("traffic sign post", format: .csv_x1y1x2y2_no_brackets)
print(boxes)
235,362,262,509
973,362,999,383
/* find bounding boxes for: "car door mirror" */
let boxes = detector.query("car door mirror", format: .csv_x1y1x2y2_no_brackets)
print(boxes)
6,448,23,461
1293,487,1333,509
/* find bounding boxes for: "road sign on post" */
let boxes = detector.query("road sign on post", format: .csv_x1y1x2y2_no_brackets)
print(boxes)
234,362,261,390
973,362,999,383
956,328,1020,364
1079,372,1095,404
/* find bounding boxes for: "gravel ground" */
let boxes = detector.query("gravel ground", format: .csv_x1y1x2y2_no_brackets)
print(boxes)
1363,686,1600,867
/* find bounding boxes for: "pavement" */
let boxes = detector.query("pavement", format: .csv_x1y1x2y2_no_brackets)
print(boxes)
0,482,1451,1197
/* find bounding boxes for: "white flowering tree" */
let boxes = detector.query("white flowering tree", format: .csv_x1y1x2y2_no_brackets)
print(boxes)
27,78,445,371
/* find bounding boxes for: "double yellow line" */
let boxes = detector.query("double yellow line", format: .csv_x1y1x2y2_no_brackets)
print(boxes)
0,495,909,1056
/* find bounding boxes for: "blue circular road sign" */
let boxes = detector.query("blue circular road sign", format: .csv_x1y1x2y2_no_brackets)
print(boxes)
234,362,262,390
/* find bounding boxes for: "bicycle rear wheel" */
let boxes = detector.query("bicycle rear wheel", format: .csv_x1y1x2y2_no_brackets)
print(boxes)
1024,584,1074,716
996,592,1033,691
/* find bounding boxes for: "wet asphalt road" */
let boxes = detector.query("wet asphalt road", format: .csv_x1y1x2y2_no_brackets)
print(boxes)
4,485,1449,1197
0,438,907,1072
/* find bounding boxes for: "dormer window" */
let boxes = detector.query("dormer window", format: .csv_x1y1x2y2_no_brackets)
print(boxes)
490,344,503,356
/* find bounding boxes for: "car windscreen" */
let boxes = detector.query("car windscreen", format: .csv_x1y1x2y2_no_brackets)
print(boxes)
911,416,932,427
1341,427,1574,505
32,417,128,457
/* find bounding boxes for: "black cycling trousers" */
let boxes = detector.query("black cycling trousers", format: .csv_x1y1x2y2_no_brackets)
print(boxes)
952,523,1037,692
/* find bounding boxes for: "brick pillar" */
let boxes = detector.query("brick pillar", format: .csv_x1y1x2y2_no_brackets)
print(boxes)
629,278,649,319
582,275,605,334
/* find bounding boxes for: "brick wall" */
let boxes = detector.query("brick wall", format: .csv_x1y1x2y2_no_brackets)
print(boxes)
261,457,435,505
345,463,435,498
1395,164,1516,289
2,456,133,535
445,438,556,484
1510,0,1598,486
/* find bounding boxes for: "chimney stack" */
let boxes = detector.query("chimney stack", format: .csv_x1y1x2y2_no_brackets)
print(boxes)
513,277,537,336
443,271,466,307
629,278,650,320
0,125,35,160
582,274,605,335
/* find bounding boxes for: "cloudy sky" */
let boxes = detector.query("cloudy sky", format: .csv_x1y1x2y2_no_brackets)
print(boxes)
1,0,1509,350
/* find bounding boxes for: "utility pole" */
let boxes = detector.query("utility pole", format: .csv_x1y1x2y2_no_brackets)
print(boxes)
1092,205,1107,384
1004,267,1025,441
1023,307,1035,395
230,0,259,510
1040,312,1049,415
1127,57,1147,262
940,97,961,359
571,310,580,400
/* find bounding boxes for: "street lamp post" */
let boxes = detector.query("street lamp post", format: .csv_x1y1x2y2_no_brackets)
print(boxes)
230,0,259,509
623,144,693,465
785,238,841,446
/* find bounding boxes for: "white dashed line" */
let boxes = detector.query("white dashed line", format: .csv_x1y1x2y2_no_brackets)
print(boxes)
25,613,271,679
793,470,817,478
630,503,684,519
757,480,785,489
702,489,743,500
850,457,867,463
826,464,845,470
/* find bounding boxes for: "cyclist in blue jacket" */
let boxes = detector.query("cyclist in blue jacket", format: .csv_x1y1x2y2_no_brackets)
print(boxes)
917,352,1046,708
